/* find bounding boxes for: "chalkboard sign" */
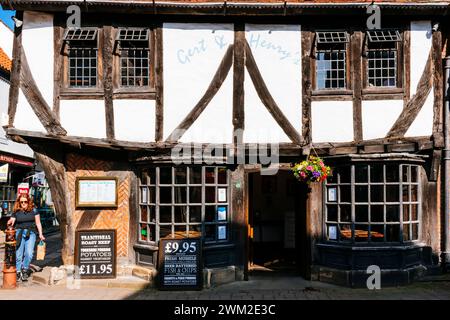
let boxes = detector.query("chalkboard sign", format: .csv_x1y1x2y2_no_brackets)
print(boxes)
157,238,202,290
75,229,116,279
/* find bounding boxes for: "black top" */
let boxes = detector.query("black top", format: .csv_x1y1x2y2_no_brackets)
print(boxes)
12,209,39,229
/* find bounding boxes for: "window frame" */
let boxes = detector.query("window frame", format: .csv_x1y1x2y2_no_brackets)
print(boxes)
311,30,353,97
112,27,156,99
362,28,406,97
60,27,104,97
323,162,422,245
137,166,231,248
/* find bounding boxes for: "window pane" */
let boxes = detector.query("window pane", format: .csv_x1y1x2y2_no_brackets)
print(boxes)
160,206,172,223
205,206,215,222
355,205,368,222
148,187,155,204
205,225,215,241
386,205,400,222
370,165,383,182
386,224,400,242
189,224,202,237
386,185,399,202
371,205,384,222
355,185,368,203
140,224,148,241
340,185,351,203
340,205,351,222
159,225,171,239
174,206,187,223
412,223,419,240
190,167,202,184
339,224,351,241
175,167,187,184
174,187,186,204
327,169,338,183
403,204,409,222
140,206,148,222
371,185,384,202
386,165,399,182
205,187,216,203
327,205,338,221
205,167,215,184
371,224,385,242
149,224,155,241
411,166,418,182
403,223,410,241
411,185,418,202
402,185,409,202
160,167,172,184
339,166,351,183
160,187,172,204
402,165,409,183
411,204,418,221
189,187,202,203
355,165,368,183
174,225,187,238
355,224,369,242
149,206,155,223
218,167,227,184
189,206,201,223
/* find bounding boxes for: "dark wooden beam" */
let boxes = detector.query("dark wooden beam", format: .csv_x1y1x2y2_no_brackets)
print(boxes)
53,18,63,120
386,51,433,138
155,25,164,142
244,40,302,145
233,23,245,149
20,48,67,135
166,44,234,142
31,144,75,265
102,26,115,140
351,31,363,142
432,31,444,148
7,11,23,127
403,29,411,108
301,30,312,145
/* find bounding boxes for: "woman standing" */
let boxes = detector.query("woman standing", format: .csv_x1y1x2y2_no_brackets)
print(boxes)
7,194,45,282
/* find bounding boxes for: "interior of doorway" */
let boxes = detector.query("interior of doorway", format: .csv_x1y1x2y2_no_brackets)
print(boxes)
247,169,308,277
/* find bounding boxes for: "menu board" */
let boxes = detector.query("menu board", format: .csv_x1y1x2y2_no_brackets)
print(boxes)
158,238,202,290
76,177,118,208
75,229,116,279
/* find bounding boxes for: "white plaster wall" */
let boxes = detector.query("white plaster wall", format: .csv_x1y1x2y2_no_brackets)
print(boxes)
114,100,155,142
163,23,234,143
311,101,353,143
405,92,433,137
15,90,46,133
410,21,432,96
60,100,106,138
22,11,53,109
362,100,404,140
244,24,302,143
0,21,13,58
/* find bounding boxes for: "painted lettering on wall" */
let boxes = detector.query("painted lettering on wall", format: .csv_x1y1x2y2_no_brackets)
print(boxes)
248,33,301,66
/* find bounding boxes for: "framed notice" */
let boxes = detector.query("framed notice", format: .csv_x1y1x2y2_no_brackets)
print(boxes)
75,229,116,279
328,225,337,240
218,188,227,202
158,238,202,290
76,177,118,208
327,187,337,202
217,206,227,221
217,225,227,240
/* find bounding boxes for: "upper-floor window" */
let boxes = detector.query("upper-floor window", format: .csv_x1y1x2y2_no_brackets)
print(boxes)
115,28,150,87
364,29,403,88
63,28,98,88
315,31,349,90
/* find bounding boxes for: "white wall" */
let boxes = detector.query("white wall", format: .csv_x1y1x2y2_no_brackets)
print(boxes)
163,23,234,143
244,24,302,143
114,100,155,142
15,90,46,133
60,100,106,138
0,21,13,58
311,101,353,143
405,93,433,137
362,100,403,140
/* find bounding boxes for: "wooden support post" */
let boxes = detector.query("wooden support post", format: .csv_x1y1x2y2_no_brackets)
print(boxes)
233,24,245,154
301,30,312,145
103,26,115,140
8,11,23,127
155,25,164,142
351,31,363,142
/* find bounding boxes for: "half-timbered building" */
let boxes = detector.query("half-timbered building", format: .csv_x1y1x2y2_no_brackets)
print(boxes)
1,0,450,287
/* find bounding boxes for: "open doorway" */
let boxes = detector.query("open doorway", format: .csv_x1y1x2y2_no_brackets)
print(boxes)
247,170,308,277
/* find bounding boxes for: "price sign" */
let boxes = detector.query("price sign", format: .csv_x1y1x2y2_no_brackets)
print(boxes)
75,229,116,279
158,238,202,290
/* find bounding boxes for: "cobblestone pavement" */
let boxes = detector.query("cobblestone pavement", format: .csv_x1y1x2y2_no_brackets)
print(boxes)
0,229,449,300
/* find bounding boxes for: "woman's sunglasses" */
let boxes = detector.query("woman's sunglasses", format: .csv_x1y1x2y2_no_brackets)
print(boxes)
20,200,28,204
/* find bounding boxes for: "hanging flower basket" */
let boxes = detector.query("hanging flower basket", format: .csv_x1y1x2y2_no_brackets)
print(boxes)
292,155,331,184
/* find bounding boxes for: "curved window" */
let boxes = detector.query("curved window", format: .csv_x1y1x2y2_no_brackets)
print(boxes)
324,163,420,243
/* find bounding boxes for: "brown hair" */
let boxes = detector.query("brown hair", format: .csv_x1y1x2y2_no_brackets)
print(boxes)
13,194,34,213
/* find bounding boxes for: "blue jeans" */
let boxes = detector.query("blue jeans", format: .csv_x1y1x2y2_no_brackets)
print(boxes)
15,229,36,271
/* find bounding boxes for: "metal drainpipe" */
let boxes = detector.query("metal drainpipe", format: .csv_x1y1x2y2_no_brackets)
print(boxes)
444,56,450,271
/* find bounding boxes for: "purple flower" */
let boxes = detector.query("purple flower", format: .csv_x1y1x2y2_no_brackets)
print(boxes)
313,171,321,178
